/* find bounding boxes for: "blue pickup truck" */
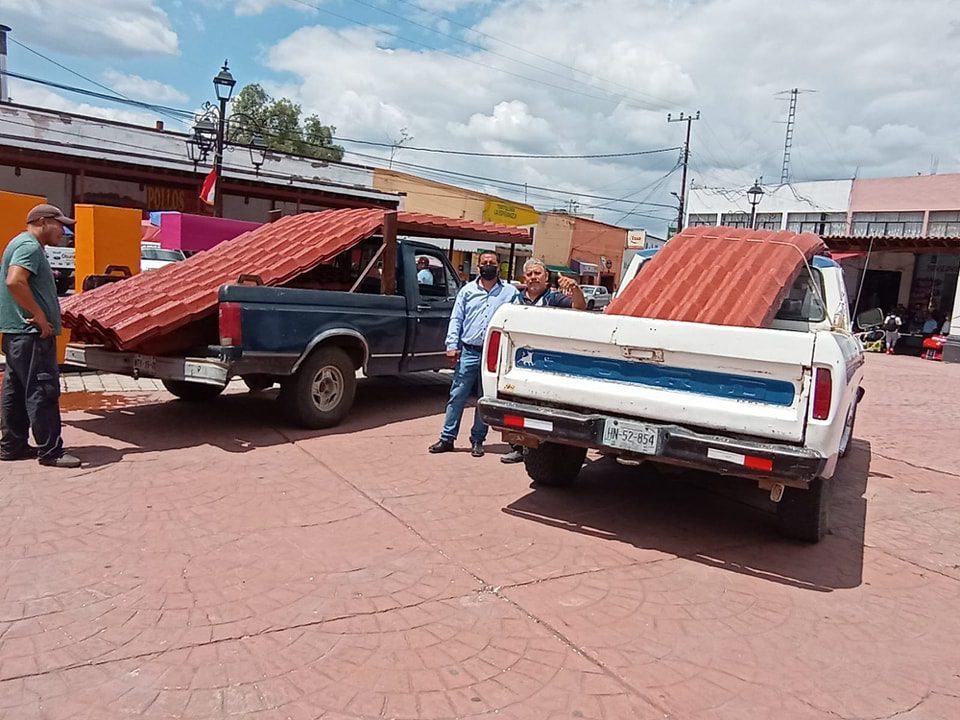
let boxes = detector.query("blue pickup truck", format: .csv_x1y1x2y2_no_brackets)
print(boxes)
65,239,463,428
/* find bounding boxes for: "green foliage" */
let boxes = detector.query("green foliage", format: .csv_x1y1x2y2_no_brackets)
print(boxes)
228,84,345,162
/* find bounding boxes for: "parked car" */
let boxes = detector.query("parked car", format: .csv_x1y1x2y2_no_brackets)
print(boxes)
580,285,611,310
66,240,463,429
478,255,865,542
140,243,186,271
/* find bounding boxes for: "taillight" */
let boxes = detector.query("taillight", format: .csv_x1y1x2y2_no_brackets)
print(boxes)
486,330,502,372
812,367,832,420
219,302,242,346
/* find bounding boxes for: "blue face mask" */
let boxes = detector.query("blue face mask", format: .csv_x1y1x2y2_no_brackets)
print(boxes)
479,264,499,280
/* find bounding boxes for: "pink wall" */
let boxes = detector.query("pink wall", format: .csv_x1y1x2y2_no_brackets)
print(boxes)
159,213,261,252
850,174,960,212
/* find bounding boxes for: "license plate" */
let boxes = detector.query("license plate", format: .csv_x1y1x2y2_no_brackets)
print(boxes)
602,418,661,454
132,355,157,375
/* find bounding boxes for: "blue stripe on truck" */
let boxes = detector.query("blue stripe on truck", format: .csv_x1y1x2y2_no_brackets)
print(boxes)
514,348,796,406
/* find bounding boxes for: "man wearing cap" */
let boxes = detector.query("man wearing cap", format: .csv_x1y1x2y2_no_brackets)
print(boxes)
0,204,81,468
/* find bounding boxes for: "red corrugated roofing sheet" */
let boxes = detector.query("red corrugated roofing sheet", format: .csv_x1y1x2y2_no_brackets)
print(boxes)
606,226,826,328
61,209,534,353
62,208,385,351
398,212,531,243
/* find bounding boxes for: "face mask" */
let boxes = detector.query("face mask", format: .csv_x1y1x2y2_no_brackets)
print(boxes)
479,265,499,280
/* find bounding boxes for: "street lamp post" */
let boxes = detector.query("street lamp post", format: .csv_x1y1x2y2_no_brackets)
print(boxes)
184,62,268,218
747,179,765,230
211,61,236,218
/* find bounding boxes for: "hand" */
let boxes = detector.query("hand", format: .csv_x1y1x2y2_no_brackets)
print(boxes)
27,314,53,338
556,276,579,294
446,349,460,368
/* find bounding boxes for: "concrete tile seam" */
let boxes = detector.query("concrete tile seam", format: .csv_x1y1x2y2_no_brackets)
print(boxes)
871,452,960,480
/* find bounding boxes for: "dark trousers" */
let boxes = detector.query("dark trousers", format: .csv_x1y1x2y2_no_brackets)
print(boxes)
1,334,64,461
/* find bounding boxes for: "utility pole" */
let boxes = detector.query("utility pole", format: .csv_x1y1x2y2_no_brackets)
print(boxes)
777,88,815,184
667,110,700,232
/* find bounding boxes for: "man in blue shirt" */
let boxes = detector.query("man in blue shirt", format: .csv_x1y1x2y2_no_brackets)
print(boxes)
1,204,81,468
500,258,586,464
429,251,518,457
416,256,434,285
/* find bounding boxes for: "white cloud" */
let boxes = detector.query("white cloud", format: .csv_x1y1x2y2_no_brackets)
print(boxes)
8,81,164,127
103,70,189,105
261,0,960,229
200,0,314,16
0,0,178,56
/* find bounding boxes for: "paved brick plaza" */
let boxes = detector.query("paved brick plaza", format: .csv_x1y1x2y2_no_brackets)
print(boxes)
1,355,959,719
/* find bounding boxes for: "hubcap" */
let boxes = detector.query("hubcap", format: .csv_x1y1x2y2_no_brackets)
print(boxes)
311,365,344,412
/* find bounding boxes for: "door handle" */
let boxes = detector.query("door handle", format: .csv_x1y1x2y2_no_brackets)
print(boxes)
417,304,430,312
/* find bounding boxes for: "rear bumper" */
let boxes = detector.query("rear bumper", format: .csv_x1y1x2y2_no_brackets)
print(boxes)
478,397,825,485
64,345,229,387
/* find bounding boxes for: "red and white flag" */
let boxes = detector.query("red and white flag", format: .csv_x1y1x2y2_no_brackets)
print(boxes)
199,166,217,206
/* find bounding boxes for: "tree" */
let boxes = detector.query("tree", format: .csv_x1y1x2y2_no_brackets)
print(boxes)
228,84,345,162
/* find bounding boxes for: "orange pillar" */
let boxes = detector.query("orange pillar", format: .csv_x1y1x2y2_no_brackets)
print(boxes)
0,190,45,257
73,204,141,293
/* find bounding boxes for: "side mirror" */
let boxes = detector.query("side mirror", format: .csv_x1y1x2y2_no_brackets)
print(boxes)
856,307,884,330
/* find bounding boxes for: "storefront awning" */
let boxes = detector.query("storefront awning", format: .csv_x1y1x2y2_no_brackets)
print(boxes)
545,264,577,277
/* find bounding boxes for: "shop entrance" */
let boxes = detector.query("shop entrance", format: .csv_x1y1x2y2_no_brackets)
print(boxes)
858,269,901,314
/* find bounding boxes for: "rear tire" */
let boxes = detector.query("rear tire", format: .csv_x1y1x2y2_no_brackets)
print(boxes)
776,477,830,542
280,346,357,429
838,403,858,458
161,379,225,402
524,442,588,487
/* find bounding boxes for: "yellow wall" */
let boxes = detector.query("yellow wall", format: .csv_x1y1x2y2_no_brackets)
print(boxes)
73,205,142,292
372,168,538,226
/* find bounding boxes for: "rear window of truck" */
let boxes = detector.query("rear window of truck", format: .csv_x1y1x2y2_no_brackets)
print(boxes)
776,267,826,322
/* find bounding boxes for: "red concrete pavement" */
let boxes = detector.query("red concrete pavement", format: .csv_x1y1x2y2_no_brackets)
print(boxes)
1,356,959,719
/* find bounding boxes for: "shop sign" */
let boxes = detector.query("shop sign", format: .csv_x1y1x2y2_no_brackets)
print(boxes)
482,200,539,227
626,229,646,248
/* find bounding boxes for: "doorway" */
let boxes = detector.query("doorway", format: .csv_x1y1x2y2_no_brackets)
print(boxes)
858,269,901,315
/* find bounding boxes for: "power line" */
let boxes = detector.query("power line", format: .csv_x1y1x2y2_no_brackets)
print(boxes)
390,0,679,112
282,0,667,112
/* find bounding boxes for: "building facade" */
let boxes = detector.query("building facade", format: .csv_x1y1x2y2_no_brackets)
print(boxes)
686,174,960,360
534,212,628,290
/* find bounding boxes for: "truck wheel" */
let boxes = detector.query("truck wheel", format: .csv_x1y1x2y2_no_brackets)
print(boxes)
281,347,356,429
838,404,858,458
524,443,588,487
776,477,830,543
161,379,225,402
242,374,274,393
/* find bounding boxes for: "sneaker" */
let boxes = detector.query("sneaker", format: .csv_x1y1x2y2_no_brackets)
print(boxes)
471,442,485,458
0,446,39,462
429,440,455,454
38,452,81,469
500,448,525,464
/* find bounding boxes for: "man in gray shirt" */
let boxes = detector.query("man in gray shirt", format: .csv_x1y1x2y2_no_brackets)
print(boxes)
0,204,81,468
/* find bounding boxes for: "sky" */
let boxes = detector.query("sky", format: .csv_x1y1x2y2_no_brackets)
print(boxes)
2,0,959,234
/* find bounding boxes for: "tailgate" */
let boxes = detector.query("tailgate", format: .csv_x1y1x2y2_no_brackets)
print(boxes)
488,307,815,443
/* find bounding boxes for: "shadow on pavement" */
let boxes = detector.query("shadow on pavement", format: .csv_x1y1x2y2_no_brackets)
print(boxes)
504,440,871,592
66,373,451,465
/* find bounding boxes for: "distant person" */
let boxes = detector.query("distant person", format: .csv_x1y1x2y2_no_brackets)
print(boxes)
416,256,433,285
0,204,81,468
922,314,940,336
882,310,902,355
429,251,518,458
942,318,951,335
501,259,587,464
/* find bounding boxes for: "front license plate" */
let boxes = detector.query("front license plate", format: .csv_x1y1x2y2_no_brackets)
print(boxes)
602,418,661,454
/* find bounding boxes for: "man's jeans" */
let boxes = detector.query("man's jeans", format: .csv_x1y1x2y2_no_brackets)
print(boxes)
1,334,64,461
440,346,487,444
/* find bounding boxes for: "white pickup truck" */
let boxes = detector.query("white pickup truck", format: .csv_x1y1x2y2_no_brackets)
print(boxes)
478,255,865,542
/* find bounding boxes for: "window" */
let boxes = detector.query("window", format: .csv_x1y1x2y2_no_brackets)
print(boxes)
785,212,848,236
417,253,458,299
851,211,923,237
720,212,751,228
776,268,826,322
687,213,717,227
755,212,783,230
928,211,960,237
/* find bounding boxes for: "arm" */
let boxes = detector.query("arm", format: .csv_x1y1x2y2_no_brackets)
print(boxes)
5,264,52,337
557,275,587,310
444,288,466,366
